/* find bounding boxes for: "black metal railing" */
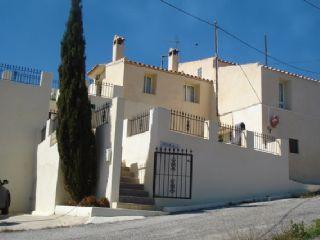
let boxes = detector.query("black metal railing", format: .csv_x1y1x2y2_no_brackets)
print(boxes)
254,132,279,154
0,63,42,86
153,148,193,199
170,110,205,138
45,104,110,133
88,82,114,98
218,123,244,146
129,112,150,136
92,103,110,128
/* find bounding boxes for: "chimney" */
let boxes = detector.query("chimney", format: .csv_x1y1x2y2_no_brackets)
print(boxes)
112,35,125,62
168,48,179,71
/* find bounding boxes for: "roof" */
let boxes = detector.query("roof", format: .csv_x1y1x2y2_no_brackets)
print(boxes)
261,65,320,83
217,58,320,83
87,64,105,76
87,57,319,84
124,59,213,83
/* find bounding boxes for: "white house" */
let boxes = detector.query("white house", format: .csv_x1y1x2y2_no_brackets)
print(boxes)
30,35,320,214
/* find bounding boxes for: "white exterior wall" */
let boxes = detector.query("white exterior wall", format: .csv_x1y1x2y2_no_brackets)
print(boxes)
33,98,125,213
123,107,311,207
262,105,320,184
95,123,111,198
219,104,263,132
0,74,52,213
122,120,152,183
33,119,71,216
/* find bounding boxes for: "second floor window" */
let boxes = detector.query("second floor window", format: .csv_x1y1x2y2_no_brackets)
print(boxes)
143,75,155,94
184,85,195,103
279,82,285,109
197,67,202,78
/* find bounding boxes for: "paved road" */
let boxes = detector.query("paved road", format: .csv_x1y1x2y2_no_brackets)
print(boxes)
1,197,320,240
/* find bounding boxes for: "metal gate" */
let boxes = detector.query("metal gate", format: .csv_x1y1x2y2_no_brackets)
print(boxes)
153,148,193,199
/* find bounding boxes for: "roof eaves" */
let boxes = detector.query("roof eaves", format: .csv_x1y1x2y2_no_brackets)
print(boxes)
261,65,320,83
124,59,213,83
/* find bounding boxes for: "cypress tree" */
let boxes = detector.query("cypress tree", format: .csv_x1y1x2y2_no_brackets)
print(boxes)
57,0,96,201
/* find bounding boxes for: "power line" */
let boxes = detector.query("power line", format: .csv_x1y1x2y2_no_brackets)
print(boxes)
218,27,320,75
160,0,320,75
159,0,214,26
237,64,262,103
301,0,320,11
274,59,320,64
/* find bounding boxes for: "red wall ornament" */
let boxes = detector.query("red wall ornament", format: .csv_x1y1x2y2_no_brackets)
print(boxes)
270,115,279,128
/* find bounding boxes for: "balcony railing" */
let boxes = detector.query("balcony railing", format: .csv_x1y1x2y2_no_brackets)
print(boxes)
170,110,205,138
88,82,114,98
0,63,42,86
218,123,245,147
254,132,280,155
92,103,110,128
129,112,150,136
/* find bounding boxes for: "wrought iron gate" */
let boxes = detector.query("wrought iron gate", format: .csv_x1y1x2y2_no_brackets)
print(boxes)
153,148,193,199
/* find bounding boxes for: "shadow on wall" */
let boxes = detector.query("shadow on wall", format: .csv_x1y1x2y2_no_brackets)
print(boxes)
95,123,112,198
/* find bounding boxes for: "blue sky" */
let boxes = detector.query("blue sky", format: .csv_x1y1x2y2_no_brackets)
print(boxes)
0,0,319,82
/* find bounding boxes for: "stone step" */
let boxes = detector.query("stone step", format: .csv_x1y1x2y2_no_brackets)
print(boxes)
121,170,135,178
120,188,149,197
120,176,139,184
120,183,144,190
117,202,156,211
119,196,155,205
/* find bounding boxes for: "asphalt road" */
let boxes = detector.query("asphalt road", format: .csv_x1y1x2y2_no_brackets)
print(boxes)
1,197,320,240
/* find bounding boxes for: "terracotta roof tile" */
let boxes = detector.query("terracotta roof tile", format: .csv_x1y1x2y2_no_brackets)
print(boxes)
261,65,320,83
124,59,213,83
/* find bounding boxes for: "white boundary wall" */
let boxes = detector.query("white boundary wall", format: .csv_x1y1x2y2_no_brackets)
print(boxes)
0,74,52,213
33,98,125,215
123,108,312,207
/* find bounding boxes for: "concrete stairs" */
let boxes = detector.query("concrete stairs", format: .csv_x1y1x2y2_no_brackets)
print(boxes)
118,165,156,210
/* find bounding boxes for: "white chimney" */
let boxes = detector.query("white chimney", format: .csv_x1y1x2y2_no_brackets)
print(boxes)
112,35,125,62
168,48,179,71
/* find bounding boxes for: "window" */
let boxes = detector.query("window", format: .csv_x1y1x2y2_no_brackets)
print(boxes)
279,82,285,109
143,75,155,94
289,138,299,154
197,67,202,78
95,74,101,81
184,85,195,103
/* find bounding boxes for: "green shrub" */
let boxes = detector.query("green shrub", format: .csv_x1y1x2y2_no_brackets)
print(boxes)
272,219,320,240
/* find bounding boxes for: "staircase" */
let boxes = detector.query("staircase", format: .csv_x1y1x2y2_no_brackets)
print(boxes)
118,165,156,210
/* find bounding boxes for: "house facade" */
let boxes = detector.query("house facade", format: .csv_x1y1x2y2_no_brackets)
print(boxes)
189,61,320,185
33,35,320,214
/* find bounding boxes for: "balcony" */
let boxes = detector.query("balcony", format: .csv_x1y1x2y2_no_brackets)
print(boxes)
88,82,124,99
0,63,42,86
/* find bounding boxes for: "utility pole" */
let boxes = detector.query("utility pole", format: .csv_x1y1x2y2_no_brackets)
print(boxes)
264,34,268,66
214,21,219,117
